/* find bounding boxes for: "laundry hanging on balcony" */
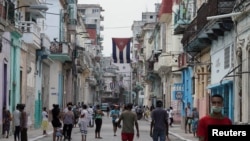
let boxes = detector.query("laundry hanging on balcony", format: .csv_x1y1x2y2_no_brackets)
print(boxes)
112,37,131,63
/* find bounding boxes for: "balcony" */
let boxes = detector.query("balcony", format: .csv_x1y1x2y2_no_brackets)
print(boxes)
153,54,172,73
38,33,51,60
67,2,77,31
67,19,77,31
87,77,97,87
181,0,236,51
158,0,173,23
19,21,41,49
173,4,191,35
178,52,190,69
22,0,46,5
76,58,87,73
0,16,7,33
0,2,8,32
19,0,47,18
49,42,72,62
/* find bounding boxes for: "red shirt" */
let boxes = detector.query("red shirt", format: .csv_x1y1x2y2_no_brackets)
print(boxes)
197,115,232,141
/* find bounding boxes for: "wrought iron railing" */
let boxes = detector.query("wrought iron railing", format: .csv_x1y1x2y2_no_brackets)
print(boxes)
181,0,236,47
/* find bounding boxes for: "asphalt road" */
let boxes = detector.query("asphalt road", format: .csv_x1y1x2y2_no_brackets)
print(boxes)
34,115,184,141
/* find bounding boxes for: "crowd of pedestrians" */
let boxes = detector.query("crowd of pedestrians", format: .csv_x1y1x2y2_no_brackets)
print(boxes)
3,94,230,141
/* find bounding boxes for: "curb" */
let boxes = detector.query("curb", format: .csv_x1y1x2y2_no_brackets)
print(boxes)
169,131,193,141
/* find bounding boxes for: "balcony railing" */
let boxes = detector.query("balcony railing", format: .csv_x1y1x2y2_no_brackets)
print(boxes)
181,0,236,47
153,54,172,72
19,21,41,48
49,42,72,62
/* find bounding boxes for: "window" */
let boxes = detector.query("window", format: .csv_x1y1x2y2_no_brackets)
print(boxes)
92,9,99,13
123,66,126,69
224,47,230,69
150,15,153,19
81,9,85,15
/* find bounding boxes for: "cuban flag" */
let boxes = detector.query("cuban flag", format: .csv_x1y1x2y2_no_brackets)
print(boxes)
112,38,131,63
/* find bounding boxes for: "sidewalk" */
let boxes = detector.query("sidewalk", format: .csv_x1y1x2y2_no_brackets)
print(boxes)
169,124,198,141
0,124,54,141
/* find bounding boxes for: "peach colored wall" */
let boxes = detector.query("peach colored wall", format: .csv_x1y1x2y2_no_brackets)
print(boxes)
171,100,181,123
198,93,210,118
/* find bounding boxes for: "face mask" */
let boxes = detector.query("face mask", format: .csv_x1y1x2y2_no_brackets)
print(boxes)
211,106,222,113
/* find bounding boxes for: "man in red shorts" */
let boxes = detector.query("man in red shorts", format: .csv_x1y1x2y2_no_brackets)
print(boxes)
197,94,232,141
117,103,139,141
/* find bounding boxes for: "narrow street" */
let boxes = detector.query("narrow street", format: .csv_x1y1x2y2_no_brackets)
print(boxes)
32,116,185,141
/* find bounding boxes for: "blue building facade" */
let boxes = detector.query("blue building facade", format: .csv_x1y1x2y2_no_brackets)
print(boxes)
181,67,193,116
207,80,234,121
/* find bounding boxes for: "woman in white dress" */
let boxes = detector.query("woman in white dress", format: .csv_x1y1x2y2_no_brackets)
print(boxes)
41,107,49,135
78,104,88,141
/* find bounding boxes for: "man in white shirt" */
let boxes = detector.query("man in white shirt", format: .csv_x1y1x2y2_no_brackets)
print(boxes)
168,107,174,127
81,105,89,122
87,106,94,127
13,104,20,141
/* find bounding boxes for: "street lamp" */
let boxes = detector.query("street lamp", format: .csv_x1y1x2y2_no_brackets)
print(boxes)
15,4,49,11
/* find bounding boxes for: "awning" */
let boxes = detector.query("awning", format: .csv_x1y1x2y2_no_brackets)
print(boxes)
207,80,233,89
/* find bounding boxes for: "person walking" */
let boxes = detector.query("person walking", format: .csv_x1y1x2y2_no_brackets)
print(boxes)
51,104,62,141
80,104,89,128
62,105,74,141
197,94,232,141
13,104,21,141
116,103,139,141
78,111,88,141
168,107,174,127
185,102,192,133
94,105,104,139
20,104,28,141
41,107,49,135
106,106,110,117
110,105,120,136
150,100,170,141
2,106,12,138
87,105,94,127
192,107,199,137
73,105,80,128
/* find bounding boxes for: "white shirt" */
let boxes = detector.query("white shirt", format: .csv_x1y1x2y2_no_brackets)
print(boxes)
13,109,20,126
80,109,89,122
87,108,93,116
42,111,48,121
64,107,68,113
168,109,173,118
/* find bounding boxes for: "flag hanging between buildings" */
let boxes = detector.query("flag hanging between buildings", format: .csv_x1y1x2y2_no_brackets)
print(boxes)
112,38,131,63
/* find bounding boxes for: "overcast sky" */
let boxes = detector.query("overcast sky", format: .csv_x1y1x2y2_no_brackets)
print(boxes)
78,0,160,57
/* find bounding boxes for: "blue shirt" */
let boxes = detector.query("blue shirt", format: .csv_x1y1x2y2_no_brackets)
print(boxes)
110,109,120,121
